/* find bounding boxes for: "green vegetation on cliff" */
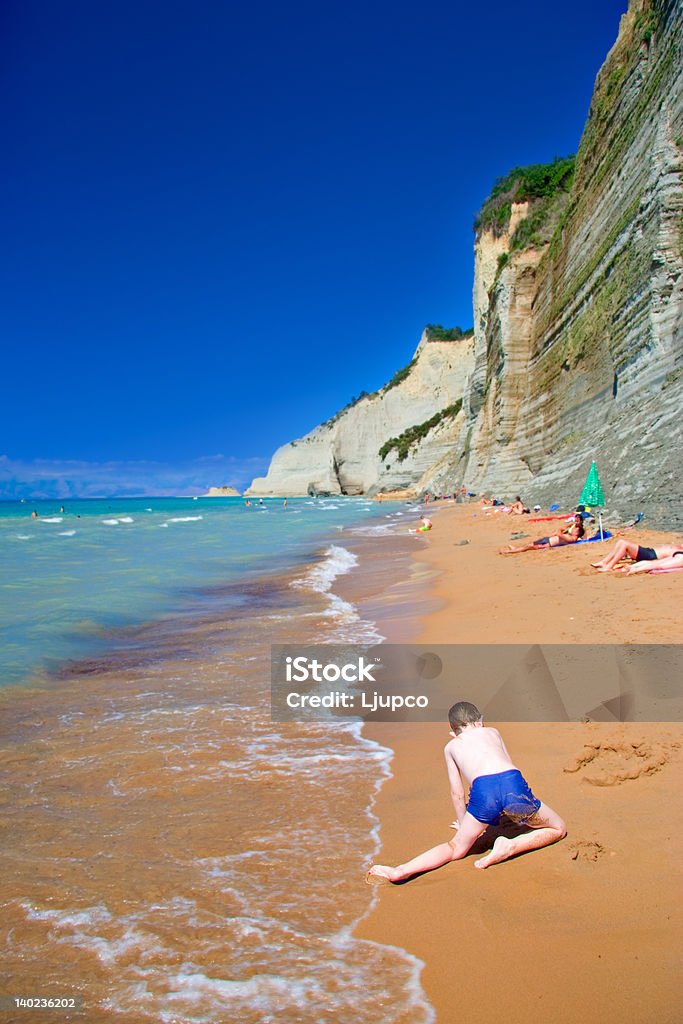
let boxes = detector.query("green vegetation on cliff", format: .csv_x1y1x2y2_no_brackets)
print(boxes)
424,324,474,341
323,390,372,428
379,400,463,463
382,357,418,392
474,156,576,238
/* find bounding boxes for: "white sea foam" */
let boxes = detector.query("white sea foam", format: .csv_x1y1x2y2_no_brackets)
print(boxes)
15,534,32,540
118,516,134,523
41,517,63,523
347,521,394,536
59,530,76,537
293,545,384,643
167,516,203,523
102,519,120,525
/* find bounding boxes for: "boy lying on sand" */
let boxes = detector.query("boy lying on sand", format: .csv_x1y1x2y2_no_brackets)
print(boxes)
366,702,566,884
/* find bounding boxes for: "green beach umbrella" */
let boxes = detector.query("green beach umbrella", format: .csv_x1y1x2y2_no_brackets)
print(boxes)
579,460,605,538
579,460,605,508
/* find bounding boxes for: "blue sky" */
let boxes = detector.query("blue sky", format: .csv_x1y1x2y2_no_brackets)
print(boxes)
2,0,628,496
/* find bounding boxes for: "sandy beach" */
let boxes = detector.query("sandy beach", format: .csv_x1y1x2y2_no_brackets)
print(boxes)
355,503,682,1024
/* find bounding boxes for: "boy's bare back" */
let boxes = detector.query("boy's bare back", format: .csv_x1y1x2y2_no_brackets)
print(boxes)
445,724,517,785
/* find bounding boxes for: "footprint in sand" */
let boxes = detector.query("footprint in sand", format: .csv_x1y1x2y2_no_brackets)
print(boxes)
563,739,671,786
569,840,605,863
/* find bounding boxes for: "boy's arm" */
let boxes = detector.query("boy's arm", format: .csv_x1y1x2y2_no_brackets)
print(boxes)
444,743,466,824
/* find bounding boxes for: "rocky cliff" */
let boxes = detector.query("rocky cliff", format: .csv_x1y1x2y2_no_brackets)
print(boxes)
449,0,683,519
246,330,475,496
248,0,682,519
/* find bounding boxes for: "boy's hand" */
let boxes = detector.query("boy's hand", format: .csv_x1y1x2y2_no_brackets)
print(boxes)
450,820,459,831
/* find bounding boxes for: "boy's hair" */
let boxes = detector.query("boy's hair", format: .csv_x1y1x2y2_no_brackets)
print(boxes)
448,701,483,732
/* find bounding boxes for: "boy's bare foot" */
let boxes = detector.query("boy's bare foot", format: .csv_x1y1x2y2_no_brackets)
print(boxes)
365,865,400,884
590,561,605,568
474,836,515,869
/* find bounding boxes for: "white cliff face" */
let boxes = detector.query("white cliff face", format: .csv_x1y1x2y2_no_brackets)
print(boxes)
245,334,474,496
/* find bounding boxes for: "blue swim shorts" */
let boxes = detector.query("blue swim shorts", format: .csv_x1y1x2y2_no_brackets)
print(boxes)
467,769,541,826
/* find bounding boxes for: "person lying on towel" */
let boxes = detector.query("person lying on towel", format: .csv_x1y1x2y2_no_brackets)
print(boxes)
499,514,585,554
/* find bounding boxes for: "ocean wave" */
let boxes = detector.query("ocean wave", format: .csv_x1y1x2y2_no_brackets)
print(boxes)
295,544,358,595
166,516,203,523
347,522,395,536
292,545,384,644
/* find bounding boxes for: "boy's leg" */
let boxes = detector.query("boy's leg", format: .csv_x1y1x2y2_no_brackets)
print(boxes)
368,813,487,883
474,801,566,870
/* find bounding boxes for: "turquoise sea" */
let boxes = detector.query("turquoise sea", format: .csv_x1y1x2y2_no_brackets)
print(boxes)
0,493,434,1023
0,495,400,688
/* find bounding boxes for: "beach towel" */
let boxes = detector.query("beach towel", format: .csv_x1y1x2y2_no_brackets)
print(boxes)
529,515,573,522
576,531,612,544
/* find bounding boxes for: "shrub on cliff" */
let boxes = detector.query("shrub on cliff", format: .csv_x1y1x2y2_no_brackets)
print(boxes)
323,390,372,428
382,358,418,392
424,324,474,341
379,400,463,462
474,156,576,238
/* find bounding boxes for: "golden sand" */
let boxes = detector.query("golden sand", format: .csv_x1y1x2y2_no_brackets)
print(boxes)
355,504,683,1024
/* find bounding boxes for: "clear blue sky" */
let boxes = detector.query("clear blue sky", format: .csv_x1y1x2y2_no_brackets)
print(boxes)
2,0,628,495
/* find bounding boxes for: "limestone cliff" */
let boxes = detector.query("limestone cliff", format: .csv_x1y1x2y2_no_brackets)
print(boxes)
245,331,474,496
249,0,682,518
445,0,683,518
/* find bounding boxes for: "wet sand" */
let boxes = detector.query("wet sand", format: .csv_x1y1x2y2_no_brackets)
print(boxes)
355,504,683,1024
0,547,433,1024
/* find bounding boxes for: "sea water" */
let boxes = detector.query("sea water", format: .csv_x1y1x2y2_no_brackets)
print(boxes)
0,496,434,1022
0,496,397,686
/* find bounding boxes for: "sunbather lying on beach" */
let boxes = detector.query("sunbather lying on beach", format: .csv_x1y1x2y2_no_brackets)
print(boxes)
499,514,585,554
591,540,683,573
366,702,566,884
